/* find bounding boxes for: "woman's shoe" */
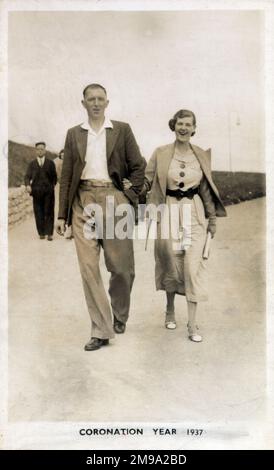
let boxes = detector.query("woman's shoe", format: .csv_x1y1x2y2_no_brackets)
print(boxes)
187,323,202,342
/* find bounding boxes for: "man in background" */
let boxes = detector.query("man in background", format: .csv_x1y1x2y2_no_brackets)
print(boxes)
25,142,57,241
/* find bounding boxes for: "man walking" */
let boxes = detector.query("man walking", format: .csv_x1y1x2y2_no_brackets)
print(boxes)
25,142,57,241
56,83,145,351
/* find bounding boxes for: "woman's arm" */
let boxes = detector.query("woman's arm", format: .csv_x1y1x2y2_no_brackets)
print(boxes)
199,176,217,237
144,149,157,191
123,149,158,194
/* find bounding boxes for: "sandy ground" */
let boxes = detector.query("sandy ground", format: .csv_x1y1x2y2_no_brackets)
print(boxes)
7,197,266,446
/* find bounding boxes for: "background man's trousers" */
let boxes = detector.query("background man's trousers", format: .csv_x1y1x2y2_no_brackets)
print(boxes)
72,182,135,340
32,189,55,236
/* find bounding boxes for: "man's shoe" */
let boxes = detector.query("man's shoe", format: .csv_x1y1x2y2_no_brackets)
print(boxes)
84,337,109,351
39,235,45,239
113,320,126,334
47,235,53,241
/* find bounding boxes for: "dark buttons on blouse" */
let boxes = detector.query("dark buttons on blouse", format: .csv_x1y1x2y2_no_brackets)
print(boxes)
178,182,184,188
180,163,186,169
180,171,185,177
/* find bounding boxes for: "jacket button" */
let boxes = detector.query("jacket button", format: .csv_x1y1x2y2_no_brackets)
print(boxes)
180,171,185,177
178,182,184,188
180,163,185,168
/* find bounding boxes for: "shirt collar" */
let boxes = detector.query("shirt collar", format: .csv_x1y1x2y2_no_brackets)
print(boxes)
81,118,113,131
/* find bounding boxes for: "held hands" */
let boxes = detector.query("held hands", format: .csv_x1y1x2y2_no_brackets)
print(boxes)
56,219,66,236
122,178,149,195
122,178,132,191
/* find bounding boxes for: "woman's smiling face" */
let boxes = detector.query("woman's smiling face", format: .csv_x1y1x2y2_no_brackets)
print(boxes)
174,116,196,143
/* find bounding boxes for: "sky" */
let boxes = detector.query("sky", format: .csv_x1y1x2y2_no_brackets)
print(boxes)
8,9,264,171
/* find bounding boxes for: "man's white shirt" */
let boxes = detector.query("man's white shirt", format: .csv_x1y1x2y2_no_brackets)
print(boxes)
80,118,113,181
37,156,45,167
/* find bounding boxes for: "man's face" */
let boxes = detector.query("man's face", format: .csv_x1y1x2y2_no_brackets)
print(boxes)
36,144,46,158
82,87,109,120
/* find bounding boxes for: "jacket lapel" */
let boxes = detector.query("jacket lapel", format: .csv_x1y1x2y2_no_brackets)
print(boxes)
75,121,120,163
190,144,218,190
106,122,120,161
190,144,210,178
191,144,225,209
76,127,88,163
157,143,175,196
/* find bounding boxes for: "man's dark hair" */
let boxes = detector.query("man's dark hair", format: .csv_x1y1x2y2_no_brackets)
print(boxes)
35,142,46,148
83,83,107,97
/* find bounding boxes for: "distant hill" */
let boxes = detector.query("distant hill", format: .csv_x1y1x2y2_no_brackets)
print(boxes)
8,141,58,187
8,140,265,205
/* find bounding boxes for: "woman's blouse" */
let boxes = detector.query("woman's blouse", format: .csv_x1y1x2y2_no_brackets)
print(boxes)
166,147,206,228
167,147,203,191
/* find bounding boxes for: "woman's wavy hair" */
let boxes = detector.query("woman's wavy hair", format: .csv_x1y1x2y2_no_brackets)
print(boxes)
168,109,196,136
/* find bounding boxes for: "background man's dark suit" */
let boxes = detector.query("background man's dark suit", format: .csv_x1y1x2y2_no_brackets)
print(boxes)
25,158,57,237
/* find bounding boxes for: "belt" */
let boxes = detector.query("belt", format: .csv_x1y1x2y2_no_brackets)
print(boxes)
80,179,115,188
166,187,199,200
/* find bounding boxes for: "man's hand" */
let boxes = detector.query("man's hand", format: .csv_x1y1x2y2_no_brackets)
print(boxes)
25,185,31,194
56,219,66,236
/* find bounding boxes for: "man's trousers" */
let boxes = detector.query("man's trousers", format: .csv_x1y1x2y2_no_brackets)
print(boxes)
32,189,55,236
72,181,135,340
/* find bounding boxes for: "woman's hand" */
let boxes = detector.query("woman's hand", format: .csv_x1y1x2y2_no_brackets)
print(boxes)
207,217,216,238
122,178,132,191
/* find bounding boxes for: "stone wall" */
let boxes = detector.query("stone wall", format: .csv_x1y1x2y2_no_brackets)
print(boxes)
8,186,33,228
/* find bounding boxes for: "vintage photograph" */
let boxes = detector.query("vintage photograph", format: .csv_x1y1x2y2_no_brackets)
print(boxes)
1,0,273,450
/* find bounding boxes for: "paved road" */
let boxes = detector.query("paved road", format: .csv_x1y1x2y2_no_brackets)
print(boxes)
7,198,266,447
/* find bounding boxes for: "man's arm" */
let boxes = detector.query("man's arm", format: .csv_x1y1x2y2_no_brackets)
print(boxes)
123,124,145,205
50,160,58,186
58,130,74,220
144,149,157,191
24,161,33,187
123,151,156,197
